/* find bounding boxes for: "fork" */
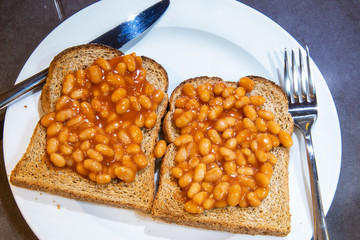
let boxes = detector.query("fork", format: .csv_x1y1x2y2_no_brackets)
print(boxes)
284,46,329,240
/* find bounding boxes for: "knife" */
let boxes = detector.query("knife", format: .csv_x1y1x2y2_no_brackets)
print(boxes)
0,0,169,111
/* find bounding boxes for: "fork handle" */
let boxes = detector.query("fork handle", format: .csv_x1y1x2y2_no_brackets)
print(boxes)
304,130,330,240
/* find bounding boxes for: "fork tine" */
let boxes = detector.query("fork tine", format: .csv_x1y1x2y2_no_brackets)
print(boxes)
291,49,300,102
306,45,316,102
284,49,293,102
298,48,306,103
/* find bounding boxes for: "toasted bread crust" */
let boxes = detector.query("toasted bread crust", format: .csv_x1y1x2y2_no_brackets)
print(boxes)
10,44,169,213
153,76,293,236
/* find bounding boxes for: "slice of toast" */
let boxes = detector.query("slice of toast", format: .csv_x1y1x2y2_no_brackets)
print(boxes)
10,44,169,213
152,76,294,236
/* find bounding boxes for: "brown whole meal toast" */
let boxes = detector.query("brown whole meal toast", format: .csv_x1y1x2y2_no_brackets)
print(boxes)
10,43,169,213
152,76,294,236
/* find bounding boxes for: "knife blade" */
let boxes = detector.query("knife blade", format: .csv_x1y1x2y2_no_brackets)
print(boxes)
0,0,169,111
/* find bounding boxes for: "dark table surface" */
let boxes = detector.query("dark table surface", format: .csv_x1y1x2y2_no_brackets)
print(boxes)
0,0,359,239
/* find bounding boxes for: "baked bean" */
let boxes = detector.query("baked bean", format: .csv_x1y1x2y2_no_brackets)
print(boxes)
79,128,96,140
215,117,235,132
174,134,193,147
80,140,91,152
66,116,83,129
225,138,237,150
55,109,76,122
126,143,141,154
257,134,273,151
172,167,184,179
95,58,111,71
55,95,70,111
269,134,280,147
95,144,114,157
139,95,152,109
114,166,136,182
254,187,269,200
128,125,143,144
193,163,206,182
255,118,267,132
115,62,126,75
255,173,270,187
179,172,193,188
234,87,246,98
198,138,211,156
72,149,84,163
175,146,188,163
201,182,214,193
255,150,268,163
145,112,157,128
200,153,216,164
94,134,109,144
154,140,167,158
207,129,222,144
197,84,211,103
243,118,257,132
62,74,75,95
121,155,137,172
175,111,193,128
115,98,130,114
60,144,73,155
213,82,225,95
111,88,127,103
223,95,236,109
185,200,203,214
227,184,242,206
96,174,111,184
182,83,197,97
50,153,66,167
219,147,236,161
250,95,266,106
118,130,131,144
237,166,254,176
41,112,56,127
261,162,274,175
47,122,63,136
247,192,261,207
152,90,164,104
187,182,201,198
208,106,223,120
46,138,59,155
235,96,250,109
257,109,275,120
123,54,136,72
222,128,234,139
268,152,278,164
239,77,254,92
267,121,280,134
209,97,224,106
87,64,103,84
86,148,103,162
75,162,88,176
133,153,148,169
193,191,208,205
235,150,247,166
279,130,293,147
221,86,235,98
204,167,222,182
223,161,237,176
203,198,215,210
213,182,229,201
243,105,257,121
240,175,256,189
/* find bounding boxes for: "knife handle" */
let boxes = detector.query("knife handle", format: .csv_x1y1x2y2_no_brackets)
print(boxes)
0,68,48,111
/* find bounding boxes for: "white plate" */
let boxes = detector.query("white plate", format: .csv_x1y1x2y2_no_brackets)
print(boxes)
4,0,341,239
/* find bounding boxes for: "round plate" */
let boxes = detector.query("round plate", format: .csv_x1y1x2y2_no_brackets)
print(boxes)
4,0,341,239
